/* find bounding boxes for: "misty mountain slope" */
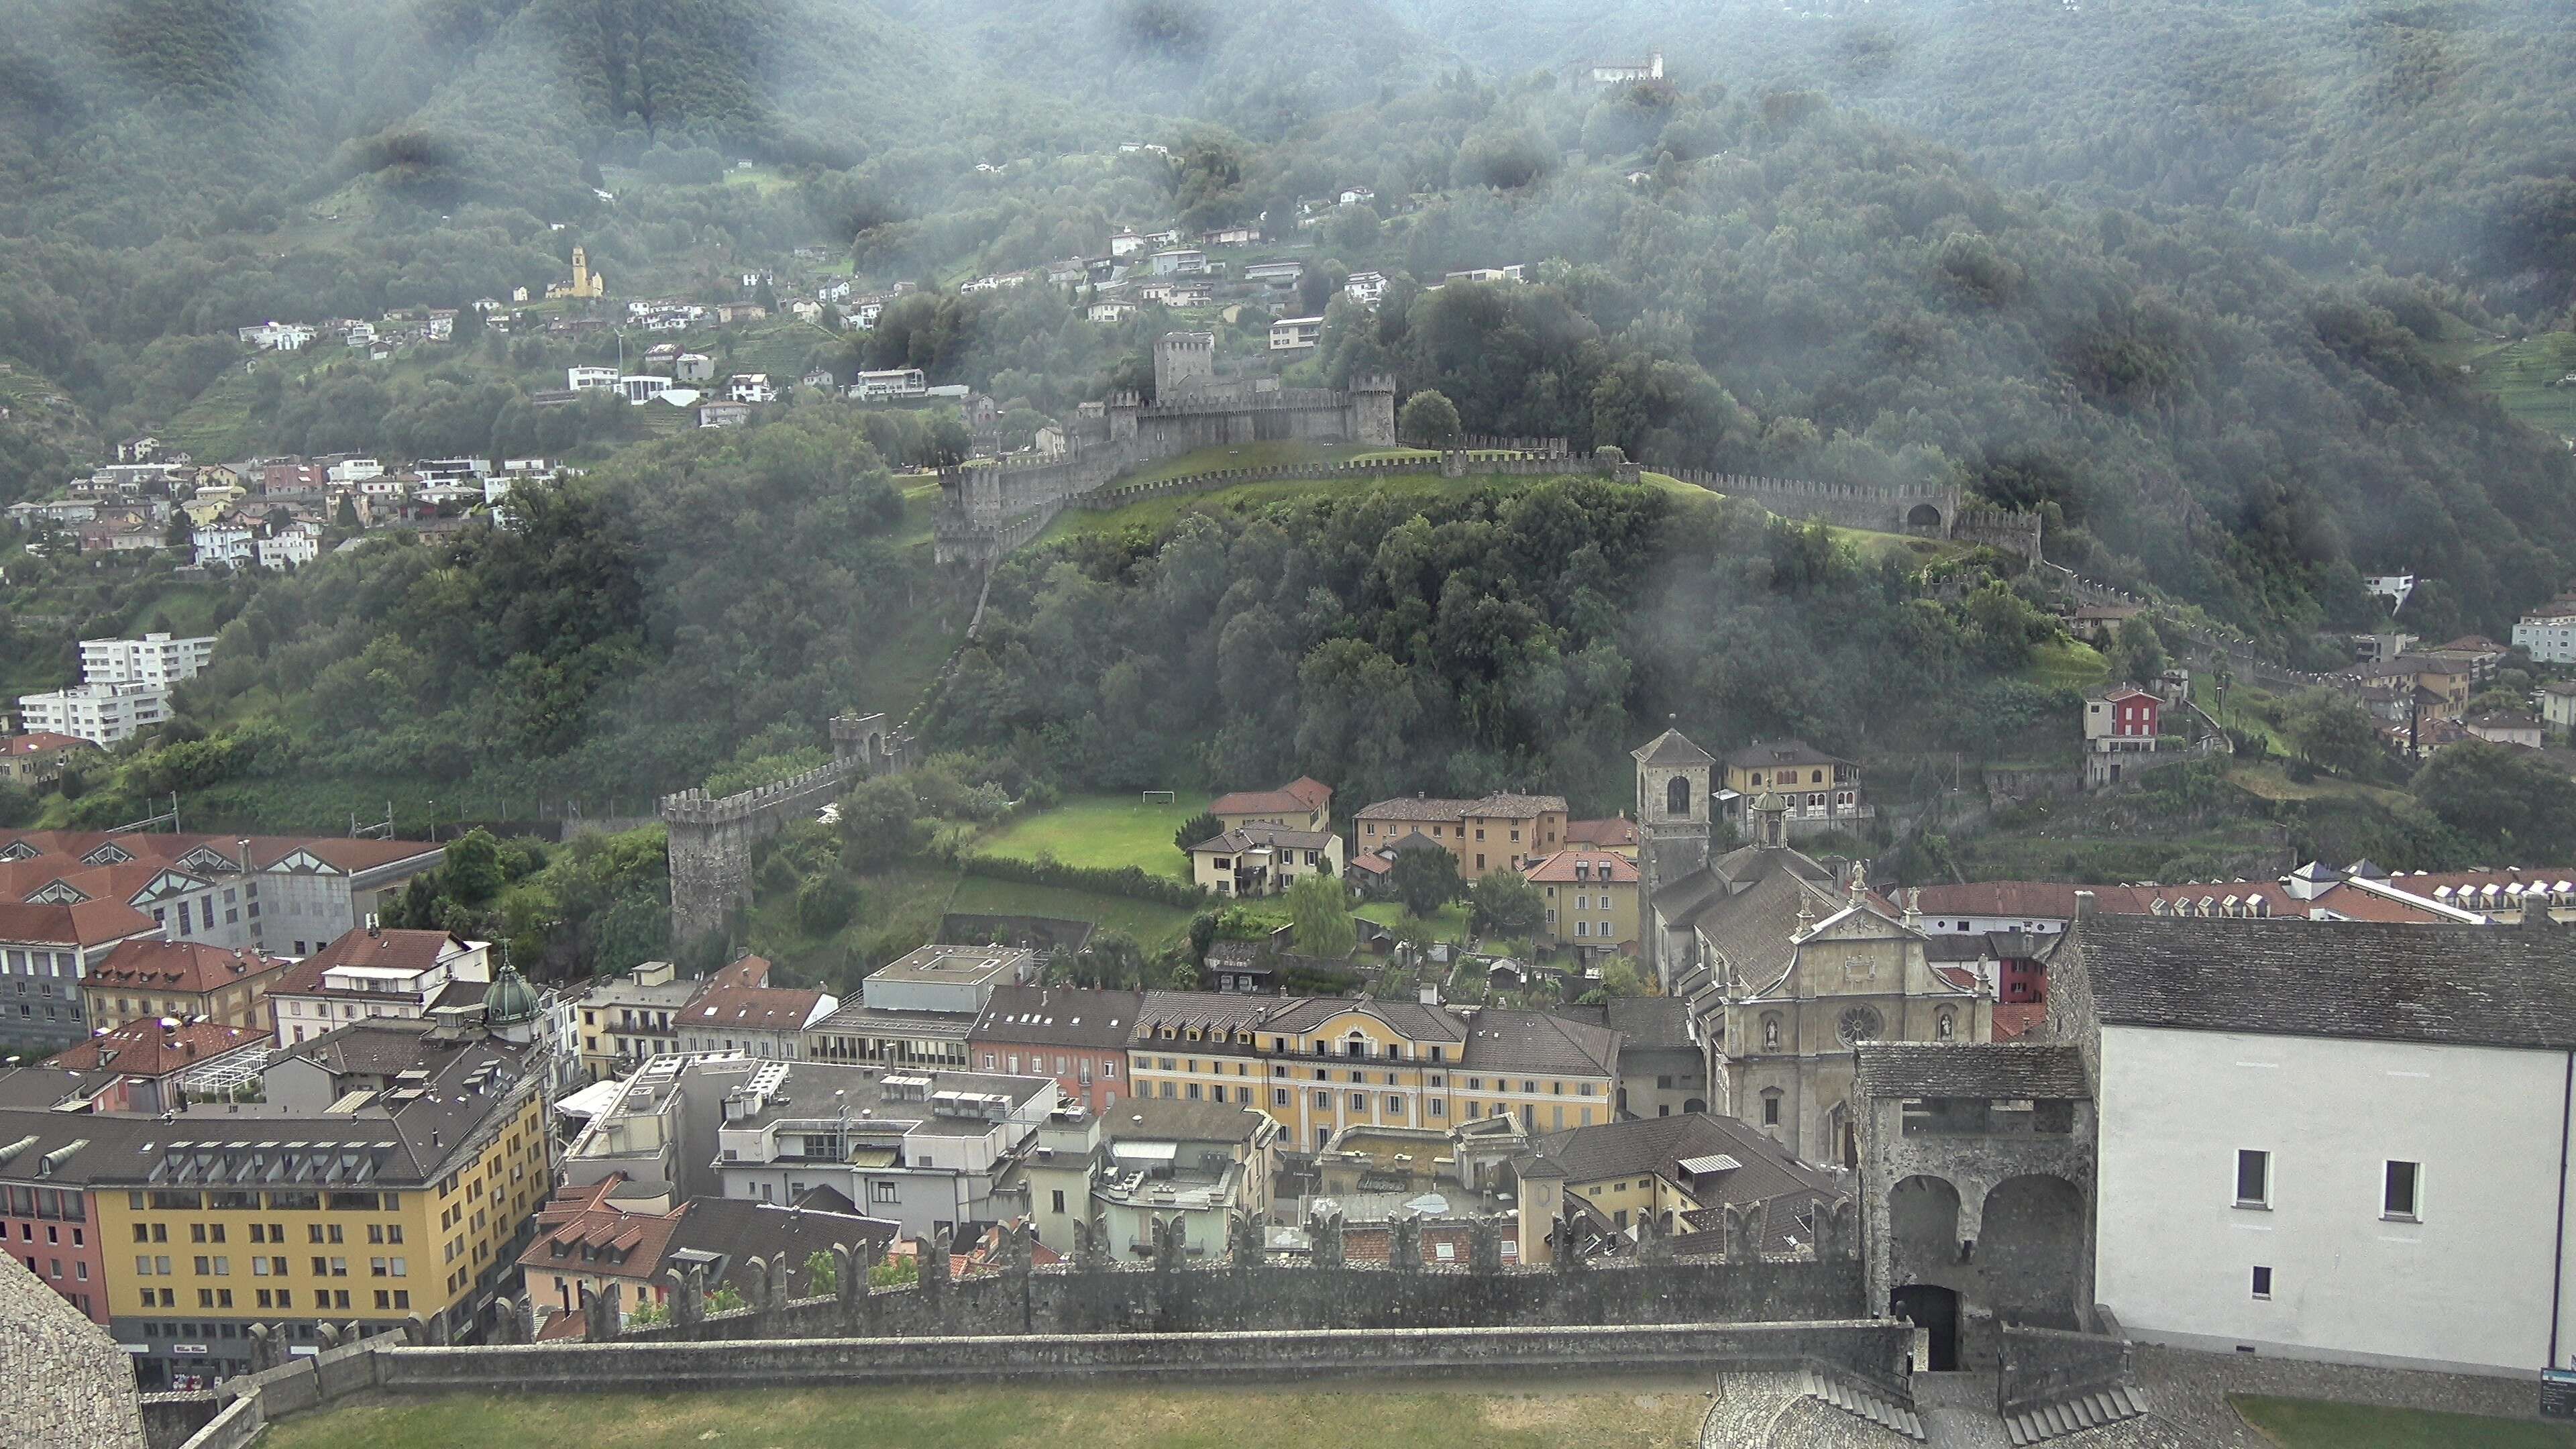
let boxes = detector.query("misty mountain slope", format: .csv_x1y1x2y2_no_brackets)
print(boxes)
1394,0,2576,311
873,0,1448,137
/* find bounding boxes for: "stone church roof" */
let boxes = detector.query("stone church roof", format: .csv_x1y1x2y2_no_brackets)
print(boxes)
1851,1042,2092,1101
1631,729,1715,767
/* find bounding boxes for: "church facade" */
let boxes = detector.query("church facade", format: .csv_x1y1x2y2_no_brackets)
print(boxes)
1629,728,1992,1167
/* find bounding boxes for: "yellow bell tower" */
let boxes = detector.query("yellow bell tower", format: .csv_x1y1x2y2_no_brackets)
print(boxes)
570,245,603,299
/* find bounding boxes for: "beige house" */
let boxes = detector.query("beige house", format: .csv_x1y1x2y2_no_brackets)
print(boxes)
1088,1098,1279,1260
1352,792,1569,880
1187,824,1342,898
1210,777,1333,835
1521,849,1640,953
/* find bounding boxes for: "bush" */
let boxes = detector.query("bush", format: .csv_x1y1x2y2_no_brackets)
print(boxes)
1397,390,1463,448
958,852,1210,907
796,873,863,934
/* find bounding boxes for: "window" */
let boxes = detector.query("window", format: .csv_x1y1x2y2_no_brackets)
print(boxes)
2383,1161,2420,1221
1761,1089,1782,1127
2235,1150,2270,1208
1275,1088,1290,1106
870,1181,898,1204
2251,1266,2273,1299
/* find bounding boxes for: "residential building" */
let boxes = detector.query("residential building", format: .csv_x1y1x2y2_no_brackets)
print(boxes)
1719,740,1870,837
1352,792,1569,879
82,633,215,688
1187,824,1344,898
969,985,1142,1115
1244,262,1303,287
1210,776,1333,834
1268,315,1324,351
1108,232,1146,258
1509,1111,1845,1266
566,366,619,392
2463,711,2544,748
696,401,752,429
86,1026,551,1387
43,1018,269,1113
2543,680,2576,738
2421,635,2510,680
1124,994,1620,1152
15,684,173,747
0,900,160,1056
724,374,775,404
1087,1098,1279,1260
266,926,492,1046
850,368,929,401
2082,685,2161,750
2347,629,2412,664
254,526,318,571
576,959,701,1080
2358,654,2473,720
803,945,1038,1070
1,732,95,788
1521,848,1640,953
2512,598,2576,664
2051,912,2576,1377
1554,994,1706,1119
1203,225,1259,247
514,1173,896,1326
80,939,293,1034
673,983,836,1059
1444,265,1527,284
702,1059,1061,1237
1146,249,1206,276
1344,270,1389,306
1563,816,1640,859
236,322,315,351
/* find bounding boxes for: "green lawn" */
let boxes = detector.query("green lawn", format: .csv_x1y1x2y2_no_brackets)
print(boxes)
1355,900,1472,943
2437,329,2576,437
2231,1395,2576,1449
976,792,1211,877
2022,639,2111,690
947,875,1204,951
258,1381,1709,1449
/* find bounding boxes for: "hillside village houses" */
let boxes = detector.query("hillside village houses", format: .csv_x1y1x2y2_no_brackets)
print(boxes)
2514,592,2576,663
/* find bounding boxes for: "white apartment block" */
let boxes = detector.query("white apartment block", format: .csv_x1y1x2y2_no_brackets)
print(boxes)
80,632,215,687
16,684,172,747
2512,604,2576,664
256,528,319,570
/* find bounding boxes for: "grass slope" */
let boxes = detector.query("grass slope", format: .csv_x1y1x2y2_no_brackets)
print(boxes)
975,792,1211,878
260,1381,1709,1449
2231,1395,2576,1449
947,875,1202,950
1355,900,1471,943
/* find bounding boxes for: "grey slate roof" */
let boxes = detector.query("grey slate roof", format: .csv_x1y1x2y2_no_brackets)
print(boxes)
1459,1008,1621,1077
1265,996,1468,1043
1851,1042,2092,1100
1556,995,1694,1053
969,986,1146,1050
1632,729,1716,767
1521,1112,1844,1250
2080,916,2576,1049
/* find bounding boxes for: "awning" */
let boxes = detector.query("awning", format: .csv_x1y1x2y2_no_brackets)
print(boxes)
1676,1154,1741,1176
554,1080,623,1119
1111,1141,1179,1162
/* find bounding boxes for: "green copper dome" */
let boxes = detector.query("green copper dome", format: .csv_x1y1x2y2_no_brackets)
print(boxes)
484,961,541,1026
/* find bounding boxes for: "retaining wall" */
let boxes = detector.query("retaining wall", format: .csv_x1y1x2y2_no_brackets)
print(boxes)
1998,1319,2133,1416
379,1319,1911,1395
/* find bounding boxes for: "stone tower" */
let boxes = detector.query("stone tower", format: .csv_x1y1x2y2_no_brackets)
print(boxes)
1153,330,1216,400
1350,375,1398,447
1631,728,1714,987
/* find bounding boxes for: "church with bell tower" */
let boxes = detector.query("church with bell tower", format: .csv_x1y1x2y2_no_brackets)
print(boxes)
1629,726,1991,1167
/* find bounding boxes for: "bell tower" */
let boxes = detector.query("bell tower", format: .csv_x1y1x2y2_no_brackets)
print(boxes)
1631,727,1715,985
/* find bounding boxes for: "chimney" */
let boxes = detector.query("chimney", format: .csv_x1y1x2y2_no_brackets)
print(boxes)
2074,890,2096,922
366,912,381,936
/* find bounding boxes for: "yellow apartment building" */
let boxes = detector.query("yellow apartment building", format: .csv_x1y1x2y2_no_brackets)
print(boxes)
1521,849,1640,953
1124,994,1619,1152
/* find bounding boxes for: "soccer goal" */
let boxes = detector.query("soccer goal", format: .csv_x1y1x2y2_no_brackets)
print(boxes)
1140,789,1178,806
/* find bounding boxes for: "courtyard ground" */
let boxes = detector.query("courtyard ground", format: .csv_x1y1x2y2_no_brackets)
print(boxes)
255,1379,1713,1449
2231,1394,2576,1448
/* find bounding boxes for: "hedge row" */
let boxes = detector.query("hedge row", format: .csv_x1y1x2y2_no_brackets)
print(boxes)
957,852,1211,908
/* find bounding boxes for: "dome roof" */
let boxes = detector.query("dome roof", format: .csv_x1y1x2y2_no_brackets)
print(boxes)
484,962,540,1025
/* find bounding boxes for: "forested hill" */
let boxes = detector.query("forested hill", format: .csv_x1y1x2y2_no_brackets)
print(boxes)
1395,0,2576,316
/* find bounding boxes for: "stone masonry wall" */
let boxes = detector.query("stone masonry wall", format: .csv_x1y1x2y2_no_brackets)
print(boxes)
0,1251,146,1449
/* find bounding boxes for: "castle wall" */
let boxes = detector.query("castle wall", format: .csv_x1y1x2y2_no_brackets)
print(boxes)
1668,469,1964,537
659,712,898,944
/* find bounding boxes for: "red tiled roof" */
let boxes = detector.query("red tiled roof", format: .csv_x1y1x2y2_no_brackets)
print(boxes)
1520,849,1638,884
86,938,292,994
1564,817,1638,849
1991,1004,2049,1042
1212,777,1333,817
0,898,160,947
682,985,826,1034
5,733,90,756
46,1018,265,1076
705,955,775,991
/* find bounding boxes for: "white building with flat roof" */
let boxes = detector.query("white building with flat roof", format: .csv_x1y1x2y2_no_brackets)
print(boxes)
17,684,172,747
80,632,213,687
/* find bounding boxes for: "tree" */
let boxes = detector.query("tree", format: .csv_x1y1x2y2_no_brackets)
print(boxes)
707,1285,747,1314
1285,873,1356,958
2282,689,2384,778
1173,810,1223,855
443,827,505,906
2108,616,2166,684
1387,845,1462,920
1398,389,1463,448
335,492,361,530
164,510,194,553
803,1248,838,1296
2412,741,2576,852
837,775,926,871
1597,956,1648,998
1466,868,1547,938
795,873,861,934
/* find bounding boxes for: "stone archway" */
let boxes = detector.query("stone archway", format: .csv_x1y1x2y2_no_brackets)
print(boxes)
1980,1173,2087,1329
1906,502,1945,533
1890,1174,1962,1271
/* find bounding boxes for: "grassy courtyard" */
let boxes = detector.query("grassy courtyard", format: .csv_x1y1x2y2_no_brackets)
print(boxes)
258,1380,1711,1449
1356,900,1473,943
974,791,1211,877
2231,1395,2576,1449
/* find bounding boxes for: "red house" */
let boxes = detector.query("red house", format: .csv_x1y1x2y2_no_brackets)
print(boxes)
967,986,1143,1116
2084,686,2161,744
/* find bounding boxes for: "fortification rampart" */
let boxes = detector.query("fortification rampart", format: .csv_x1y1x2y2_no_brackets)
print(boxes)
1667,468,1962,536
659,712,907,944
